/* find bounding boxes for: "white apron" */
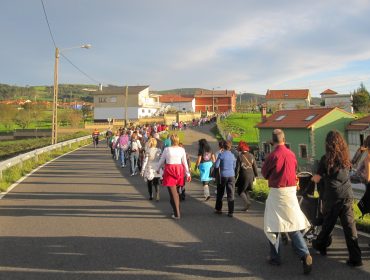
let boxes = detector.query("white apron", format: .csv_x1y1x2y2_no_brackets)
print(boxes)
264,186,310,245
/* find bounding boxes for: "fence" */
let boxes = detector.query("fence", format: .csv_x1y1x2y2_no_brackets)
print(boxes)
0,134,94,181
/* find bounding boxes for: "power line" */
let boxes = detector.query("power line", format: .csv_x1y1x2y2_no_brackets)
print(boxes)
40,0,100,85
60,53,100,84
40,0,57,48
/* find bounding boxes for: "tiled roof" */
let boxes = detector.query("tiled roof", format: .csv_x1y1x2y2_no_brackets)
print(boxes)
321,89,338,95
159,95,194,103
346,115,370,131
256,107,347,128
266,89,310,100
195,89,236,97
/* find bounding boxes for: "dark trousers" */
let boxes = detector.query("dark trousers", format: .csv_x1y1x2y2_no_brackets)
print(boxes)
167,187,179,217
315,198,362,262
215,176,235,214
147,178,159,198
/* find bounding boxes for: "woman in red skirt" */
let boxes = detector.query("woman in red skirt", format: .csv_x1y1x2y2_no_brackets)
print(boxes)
157,134,191,219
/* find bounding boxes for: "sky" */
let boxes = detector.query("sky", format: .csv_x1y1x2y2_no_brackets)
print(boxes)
1,0,370,96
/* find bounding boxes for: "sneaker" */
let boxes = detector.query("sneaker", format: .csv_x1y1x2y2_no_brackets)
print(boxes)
171,214,180,220
130,173,135,176
149,197,153,200
205,196,211,201
346,260,363,267
227,213,233,217
302,254,312,275
214,210,222,215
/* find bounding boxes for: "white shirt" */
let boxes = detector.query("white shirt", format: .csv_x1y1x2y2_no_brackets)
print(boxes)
158,146,190,176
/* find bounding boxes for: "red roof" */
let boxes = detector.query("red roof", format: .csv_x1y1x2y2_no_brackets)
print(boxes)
159,95,194,103
321,89,337,95
346,115,370,131
195,89,236,97
256,107,351,129
266,89,310,100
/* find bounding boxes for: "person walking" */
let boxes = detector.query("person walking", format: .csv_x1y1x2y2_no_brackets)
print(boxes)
141,137,162,201
214,140,236,217
129,132,142,176
235,141,258,211
311,130,362,267
92,128,100,148
157,134,191,219
195,139,216,201
262,129,312,275
118,130,129,167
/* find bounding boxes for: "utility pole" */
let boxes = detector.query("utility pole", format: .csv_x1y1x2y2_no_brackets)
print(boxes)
51,47,59,145
124,85,128,127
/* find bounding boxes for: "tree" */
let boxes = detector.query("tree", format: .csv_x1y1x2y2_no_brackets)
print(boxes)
352,83,370,113
0,104,17,130
14,108,33,129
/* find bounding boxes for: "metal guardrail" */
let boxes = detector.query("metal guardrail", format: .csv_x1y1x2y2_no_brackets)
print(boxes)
0,134,93,180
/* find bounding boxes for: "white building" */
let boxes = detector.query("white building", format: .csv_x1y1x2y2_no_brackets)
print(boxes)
158,95,195,112
320,89,353,113
265,89,311,111
93,85,161,121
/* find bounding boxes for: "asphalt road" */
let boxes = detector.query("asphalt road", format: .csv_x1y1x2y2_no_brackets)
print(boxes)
0,127,369,280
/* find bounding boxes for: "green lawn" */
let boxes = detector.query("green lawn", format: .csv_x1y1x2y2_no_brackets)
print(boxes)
218,113,262,145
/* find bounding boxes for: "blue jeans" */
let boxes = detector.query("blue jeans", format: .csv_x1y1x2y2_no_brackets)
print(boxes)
269,231,309,262
130,152,139,174
119,148,126,166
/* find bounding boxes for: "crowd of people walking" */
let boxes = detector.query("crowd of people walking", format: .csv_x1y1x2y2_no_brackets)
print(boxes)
93,122,367,275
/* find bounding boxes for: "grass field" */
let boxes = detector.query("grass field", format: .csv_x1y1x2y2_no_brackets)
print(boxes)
0,131,90,161
218,113,261,145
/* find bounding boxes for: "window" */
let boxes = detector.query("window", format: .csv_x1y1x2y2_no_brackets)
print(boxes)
182,108,186,111
142,109,145,113
275,115,286,121
110,96,117,103
299,144,308,159
263,142,271,154
98,97,107,103
305,115,316,121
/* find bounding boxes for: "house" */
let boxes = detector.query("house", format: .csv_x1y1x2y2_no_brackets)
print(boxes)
256,107,355,170
158,94,195,112
93,85,161,121
194,89,236,113
347,115,370,157
265,89,311,112
320,89,353,113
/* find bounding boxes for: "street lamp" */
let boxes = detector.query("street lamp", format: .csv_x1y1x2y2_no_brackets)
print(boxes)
51,44,91,144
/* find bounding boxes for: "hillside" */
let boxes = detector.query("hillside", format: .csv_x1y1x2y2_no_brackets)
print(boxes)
151,88,203,96
0,83,98,102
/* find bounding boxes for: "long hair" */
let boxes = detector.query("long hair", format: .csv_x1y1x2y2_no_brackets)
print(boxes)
198,138,212,155
325,130,351,173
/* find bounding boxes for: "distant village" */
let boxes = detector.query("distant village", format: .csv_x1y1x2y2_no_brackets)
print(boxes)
1,84,369,171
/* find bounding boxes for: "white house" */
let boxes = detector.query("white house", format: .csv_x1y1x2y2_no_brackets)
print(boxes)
320,89,353,113
265,89,311,111
158,94,195,112
93,85,161,121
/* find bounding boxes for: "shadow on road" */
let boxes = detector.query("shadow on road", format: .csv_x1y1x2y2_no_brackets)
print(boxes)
0,143,369,279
